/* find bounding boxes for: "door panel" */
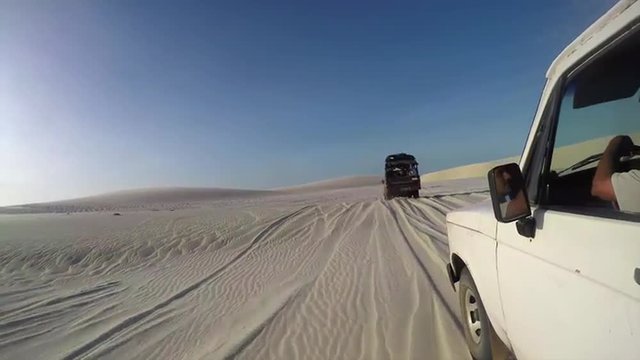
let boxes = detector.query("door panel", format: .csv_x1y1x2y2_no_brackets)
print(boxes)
497,209,640,360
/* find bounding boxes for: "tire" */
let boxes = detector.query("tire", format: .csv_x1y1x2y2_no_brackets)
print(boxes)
412,190,419,198
383,188,393,200
458,268,493,360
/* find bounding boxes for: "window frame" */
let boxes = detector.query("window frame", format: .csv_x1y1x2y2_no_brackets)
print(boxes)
530,21,640,222
523,79,564,205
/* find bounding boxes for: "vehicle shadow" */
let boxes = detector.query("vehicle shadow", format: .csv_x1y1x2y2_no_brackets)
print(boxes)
491,331,517,360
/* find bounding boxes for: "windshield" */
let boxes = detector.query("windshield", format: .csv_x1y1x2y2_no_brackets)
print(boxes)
551,72,640,173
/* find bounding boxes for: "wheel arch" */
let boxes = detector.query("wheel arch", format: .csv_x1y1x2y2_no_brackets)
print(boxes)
451,253,466,281
447,252,467,288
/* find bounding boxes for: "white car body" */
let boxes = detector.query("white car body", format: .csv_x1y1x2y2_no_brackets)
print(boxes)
446,1,640,359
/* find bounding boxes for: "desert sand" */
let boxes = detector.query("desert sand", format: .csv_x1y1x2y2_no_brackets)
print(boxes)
0,177,489,360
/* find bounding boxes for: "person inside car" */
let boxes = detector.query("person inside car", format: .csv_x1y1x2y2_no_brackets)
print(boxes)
591,135,640,212
495,167,529,219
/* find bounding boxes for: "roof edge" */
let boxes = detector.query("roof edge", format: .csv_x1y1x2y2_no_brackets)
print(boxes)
546,0,638,79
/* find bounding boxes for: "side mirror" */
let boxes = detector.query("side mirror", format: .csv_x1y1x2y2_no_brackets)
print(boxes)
488,163,531,223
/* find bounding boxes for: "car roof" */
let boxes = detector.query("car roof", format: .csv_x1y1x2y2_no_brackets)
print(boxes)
546,0,640,81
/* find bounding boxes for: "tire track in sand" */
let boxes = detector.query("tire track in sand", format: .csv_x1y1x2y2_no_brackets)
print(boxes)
382,200,464,334
62,205,313,360
232,202,374,360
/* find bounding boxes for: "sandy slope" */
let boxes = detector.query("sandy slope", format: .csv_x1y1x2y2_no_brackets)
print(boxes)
0,188,274,214
0,181,487,360
420,158,518,184
275,176,383,193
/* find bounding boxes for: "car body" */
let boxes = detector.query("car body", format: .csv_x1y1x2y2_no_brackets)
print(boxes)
445,1,640,359
383,153,421,199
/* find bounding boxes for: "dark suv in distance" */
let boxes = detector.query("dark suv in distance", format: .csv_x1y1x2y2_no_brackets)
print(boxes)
383,153,421,199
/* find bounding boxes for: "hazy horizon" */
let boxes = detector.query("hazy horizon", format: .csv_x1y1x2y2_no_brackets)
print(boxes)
1,0,616,206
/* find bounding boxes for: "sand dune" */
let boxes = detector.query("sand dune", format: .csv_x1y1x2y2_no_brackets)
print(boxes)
0,179,487,360
0,187,274,214
420,158,517,184
1,177,382,214
275,175,383,193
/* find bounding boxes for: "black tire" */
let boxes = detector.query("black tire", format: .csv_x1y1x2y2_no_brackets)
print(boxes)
412,190,419,198
458,268,493,360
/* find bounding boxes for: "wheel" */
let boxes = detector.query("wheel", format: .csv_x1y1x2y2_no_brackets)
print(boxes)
383,188,393,200
412,190,419,198
458,268,493,360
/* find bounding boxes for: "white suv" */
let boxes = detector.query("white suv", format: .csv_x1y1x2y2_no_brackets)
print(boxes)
445,1,640,359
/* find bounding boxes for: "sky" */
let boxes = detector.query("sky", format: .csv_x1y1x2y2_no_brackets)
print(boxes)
0,0,618,205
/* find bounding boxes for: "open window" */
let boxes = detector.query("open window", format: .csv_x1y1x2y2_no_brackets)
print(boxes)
543,29,640,212
386,162,418,178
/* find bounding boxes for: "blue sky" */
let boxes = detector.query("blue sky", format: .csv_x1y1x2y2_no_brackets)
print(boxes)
0,0,617,205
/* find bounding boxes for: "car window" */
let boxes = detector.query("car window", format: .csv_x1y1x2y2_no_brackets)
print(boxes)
545,30,640,211
550,84,640,173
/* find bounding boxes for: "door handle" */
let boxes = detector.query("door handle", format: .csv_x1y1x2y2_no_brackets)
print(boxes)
635,268,640,285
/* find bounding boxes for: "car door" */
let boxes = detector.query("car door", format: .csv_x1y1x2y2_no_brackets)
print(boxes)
496,27,640,360
497,211,640,359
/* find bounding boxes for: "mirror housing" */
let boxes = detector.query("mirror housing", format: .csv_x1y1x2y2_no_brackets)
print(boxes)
488,163,531,223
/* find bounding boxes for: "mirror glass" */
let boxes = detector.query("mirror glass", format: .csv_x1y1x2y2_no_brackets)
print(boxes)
488,163,531,222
